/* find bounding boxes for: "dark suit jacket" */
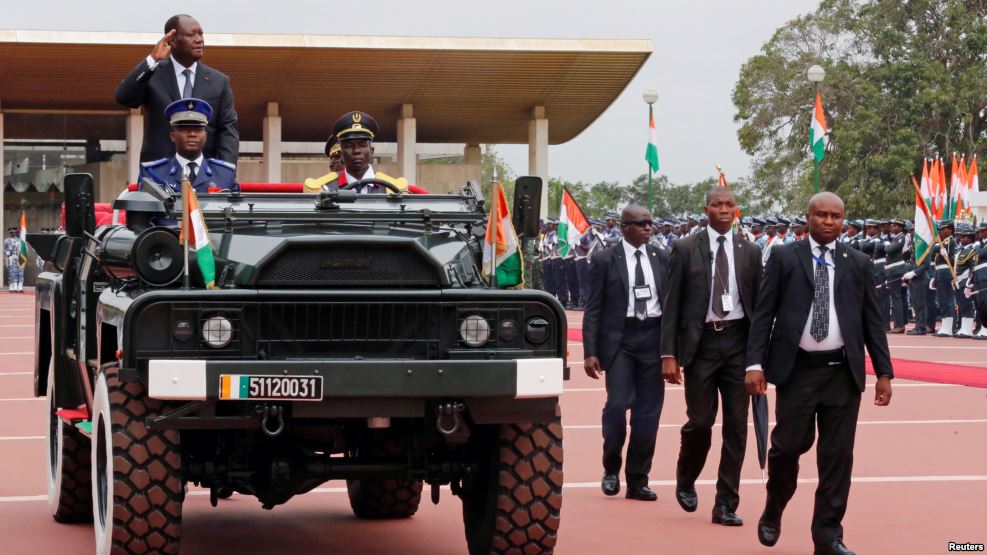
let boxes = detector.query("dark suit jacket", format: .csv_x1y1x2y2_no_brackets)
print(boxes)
661,229,762,367
745,239,894,391
116,58,240,163
582,241,668,369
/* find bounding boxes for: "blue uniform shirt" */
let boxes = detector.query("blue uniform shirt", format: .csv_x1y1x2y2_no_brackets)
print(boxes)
139,156,239,194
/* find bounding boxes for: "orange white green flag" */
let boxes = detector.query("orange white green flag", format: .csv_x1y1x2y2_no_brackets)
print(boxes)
558,187,590,257
645,110,660,172
481,181,523,287
810,92,827,163
911,175,937,266
967,155,979,217
17,212,28,269
180,182,218,289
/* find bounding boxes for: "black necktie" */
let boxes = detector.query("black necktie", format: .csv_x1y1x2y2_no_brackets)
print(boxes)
182,68,193,98
186,162,198,184
810,245,830,342
634,250,647,320
712,235,729,318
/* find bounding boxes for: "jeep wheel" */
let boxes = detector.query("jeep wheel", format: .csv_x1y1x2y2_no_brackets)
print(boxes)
346,430,423,519
462,408,564,555
92,365,183,554
46,369,93,523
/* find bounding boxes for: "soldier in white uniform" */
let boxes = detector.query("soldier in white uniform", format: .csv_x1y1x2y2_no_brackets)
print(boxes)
4,228,24,293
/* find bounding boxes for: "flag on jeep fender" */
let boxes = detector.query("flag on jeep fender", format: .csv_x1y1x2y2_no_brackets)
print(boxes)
482,182,523,288
17,212,28,270
180,182,218,289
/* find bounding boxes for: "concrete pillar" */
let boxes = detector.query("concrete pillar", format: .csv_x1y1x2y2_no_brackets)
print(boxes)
396,104,417,181
263,102,282,183
528,106,549,216
126,108,143,185
464,143,482,184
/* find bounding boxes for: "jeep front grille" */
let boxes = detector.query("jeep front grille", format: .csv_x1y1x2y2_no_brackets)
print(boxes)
255,244,441,287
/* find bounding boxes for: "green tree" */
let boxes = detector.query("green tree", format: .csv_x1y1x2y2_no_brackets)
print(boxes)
733,0,986,217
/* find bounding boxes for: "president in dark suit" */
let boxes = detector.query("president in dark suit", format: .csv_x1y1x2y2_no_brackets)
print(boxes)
745,192,893,555
661,187,761,526
583,205,668,501
116,14,239,163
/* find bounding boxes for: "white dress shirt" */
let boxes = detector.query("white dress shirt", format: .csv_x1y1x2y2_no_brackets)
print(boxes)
622,240,661,318
706,228,745,322
145,55,198,97
174,152,205,181
746,236,843,372
345,166,376,193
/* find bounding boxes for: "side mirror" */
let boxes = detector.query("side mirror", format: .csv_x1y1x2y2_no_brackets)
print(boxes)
63,173,96,239
512,176,542,239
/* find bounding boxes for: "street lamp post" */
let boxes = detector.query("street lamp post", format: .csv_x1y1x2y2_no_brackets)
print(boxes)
807,65,825,193
643,90,658,214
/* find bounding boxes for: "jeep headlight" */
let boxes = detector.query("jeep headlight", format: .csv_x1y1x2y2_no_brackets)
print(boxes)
459,314,491,347
202,315,233,348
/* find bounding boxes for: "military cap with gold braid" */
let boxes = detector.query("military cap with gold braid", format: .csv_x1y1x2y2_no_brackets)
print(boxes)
333,111,378,141
324,135,341,158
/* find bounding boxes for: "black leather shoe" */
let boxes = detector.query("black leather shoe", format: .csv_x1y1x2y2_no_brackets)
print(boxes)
675,487,698,512
813,539,856,555
625,484,658,501
757,511,781,547
711,505,743,526
601,474,620,496
888,326,906,334
906,327,927,335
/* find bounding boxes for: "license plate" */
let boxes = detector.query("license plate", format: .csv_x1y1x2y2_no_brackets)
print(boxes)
219,375,323,401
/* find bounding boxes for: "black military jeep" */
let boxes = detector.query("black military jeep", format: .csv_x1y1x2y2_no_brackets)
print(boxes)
30,174,565,555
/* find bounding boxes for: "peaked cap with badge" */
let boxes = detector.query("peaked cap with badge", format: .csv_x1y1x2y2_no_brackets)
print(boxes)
304,111,408,194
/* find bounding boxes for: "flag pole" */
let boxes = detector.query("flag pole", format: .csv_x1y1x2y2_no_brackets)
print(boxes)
182,173,191,291
490,169,499,289
647,103,654,214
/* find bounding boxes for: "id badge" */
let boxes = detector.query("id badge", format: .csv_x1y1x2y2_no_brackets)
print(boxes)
720,294,734,313
634,285,652,301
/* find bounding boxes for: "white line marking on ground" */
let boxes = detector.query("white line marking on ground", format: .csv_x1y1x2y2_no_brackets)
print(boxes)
3,475,986,503
0,398,42,402
0,337,35,340
0,352,33,356
0,372,32,376
563,383,958,392
563,419,987,430
0,325,33,328
0,436,44,441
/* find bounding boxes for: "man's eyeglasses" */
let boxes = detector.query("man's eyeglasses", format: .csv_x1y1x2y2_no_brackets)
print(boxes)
621,220,654,228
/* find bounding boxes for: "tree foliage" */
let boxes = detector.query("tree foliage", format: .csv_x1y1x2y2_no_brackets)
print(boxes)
733,0,986,217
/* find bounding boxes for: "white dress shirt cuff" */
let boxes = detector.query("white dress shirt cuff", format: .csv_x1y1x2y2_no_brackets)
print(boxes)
146,55,160,70
745,364,763,372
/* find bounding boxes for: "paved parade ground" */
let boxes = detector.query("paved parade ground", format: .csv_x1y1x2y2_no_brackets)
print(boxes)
1,291,985,554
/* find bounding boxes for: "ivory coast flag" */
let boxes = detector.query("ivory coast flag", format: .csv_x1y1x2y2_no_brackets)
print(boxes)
938,157,947,219
180,182,218,289
968,155,979,217
645,109,660,172
810,92,827,163
17,212,28,269
911,175,937,266
558,187,590,257
948,154,961,220
919,159,933,214
481,182,523,287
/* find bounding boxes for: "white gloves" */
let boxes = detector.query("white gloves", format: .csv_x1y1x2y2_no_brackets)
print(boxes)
929,279,936,290
902,271,916,281
964,287,974,299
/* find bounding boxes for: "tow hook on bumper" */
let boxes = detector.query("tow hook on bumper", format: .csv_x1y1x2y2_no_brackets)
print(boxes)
435,401,465,435
257,404,285,437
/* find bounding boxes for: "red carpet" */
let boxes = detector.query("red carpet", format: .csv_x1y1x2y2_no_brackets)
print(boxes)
566,328,987,389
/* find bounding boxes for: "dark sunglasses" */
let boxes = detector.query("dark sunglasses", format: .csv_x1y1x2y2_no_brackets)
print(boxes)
621,220,654,228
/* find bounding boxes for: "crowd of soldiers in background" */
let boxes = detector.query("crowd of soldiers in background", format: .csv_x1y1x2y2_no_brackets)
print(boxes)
536,213,987,339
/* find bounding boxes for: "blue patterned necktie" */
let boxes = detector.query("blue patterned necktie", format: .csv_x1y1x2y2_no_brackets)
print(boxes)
810,245,830,342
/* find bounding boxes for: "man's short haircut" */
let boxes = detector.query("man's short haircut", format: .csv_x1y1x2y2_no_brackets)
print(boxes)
705,187,735,206
165,14,194,34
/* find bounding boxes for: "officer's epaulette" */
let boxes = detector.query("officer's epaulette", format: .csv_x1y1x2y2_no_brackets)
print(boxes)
303,172,339,193
141,158,169,168
209,158,237,171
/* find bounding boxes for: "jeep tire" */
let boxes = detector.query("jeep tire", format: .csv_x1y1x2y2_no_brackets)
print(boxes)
462,407,564,555
346,430,423,519
92,365,183,554
46,369,93,523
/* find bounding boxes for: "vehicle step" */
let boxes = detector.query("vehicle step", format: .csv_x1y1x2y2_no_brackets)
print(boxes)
55,407,90,422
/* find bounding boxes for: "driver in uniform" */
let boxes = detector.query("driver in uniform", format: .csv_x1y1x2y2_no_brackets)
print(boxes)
303,111,409,193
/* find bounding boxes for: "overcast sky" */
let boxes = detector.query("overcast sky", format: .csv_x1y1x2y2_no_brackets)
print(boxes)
6,0,821,187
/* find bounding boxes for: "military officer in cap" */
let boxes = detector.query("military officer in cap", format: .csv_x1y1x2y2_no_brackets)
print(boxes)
932,220,957,336
303,111,410,194
967,222,987,339
883,218,909,333
901,222,934,335
843,219,864,250
953,224,978,337
4,228,24,293
603,213,623,246
139,98,239,194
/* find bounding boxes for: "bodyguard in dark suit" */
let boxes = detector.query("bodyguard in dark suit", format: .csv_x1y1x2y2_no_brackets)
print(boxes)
116,14,239,163
661,188,762,526
746,192,893,555
583,205,668,501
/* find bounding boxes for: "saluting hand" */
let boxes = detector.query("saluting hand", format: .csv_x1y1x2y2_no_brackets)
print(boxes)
661,357,682,385
151,29,177,62
584,356,603,380
874,376,892,406
745,370,768,396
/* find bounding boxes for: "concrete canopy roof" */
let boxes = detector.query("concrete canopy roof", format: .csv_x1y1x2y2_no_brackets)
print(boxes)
0,30,651,145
